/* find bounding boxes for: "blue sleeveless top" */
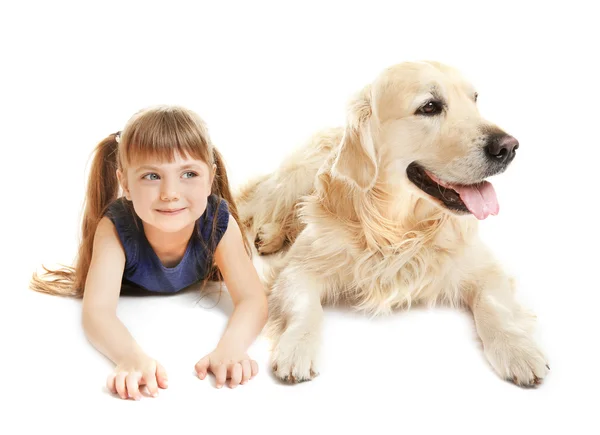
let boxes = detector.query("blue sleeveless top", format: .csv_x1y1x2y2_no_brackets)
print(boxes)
104,194,230,293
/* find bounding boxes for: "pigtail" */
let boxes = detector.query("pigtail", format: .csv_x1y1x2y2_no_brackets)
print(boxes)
30,133,121,297
204,147,252,282
213,147,251,256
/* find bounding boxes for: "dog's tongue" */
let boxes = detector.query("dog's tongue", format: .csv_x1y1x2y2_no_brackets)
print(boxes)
453,181,499,220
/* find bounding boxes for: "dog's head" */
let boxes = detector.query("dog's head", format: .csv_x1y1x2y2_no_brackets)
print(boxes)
331,61,518,220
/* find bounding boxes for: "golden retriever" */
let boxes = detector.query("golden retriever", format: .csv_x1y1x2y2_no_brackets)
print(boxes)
235,60,549,387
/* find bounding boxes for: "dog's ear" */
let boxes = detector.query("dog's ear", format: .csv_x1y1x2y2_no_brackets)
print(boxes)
331,85,377,191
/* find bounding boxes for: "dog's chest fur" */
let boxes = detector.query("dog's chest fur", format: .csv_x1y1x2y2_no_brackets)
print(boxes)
325,213,475,314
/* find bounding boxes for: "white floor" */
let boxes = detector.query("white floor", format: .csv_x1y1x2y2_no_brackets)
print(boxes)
2,1,599,434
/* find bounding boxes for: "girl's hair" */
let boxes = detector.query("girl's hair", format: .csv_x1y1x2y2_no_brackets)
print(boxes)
30,105,250,297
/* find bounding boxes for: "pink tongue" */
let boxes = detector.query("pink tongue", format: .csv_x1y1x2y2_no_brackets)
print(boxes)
453,181,499,220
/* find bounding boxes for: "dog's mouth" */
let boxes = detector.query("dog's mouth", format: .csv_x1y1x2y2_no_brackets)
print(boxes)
406,163,499,220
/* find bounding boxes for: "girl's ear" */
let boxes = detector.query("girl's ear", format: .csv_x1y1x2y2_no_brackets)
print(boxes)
116,169,131,200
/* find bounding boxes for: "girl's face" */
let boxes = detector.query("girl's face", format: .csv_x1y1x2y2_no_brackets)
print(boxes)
118,153,215,234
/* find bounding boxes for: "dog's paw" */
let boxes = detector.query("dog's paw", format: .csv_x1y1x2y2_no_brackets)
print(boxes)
484,335,549,387
271,333,319,383
254,223,286,255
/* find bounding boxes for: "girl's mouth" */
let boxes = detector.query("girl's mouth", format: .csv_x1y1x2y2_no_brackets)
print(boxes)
156,207,186,215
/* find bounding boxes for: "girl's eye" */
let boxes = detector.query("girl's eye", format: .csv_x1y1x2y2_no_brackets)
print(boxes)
142,173,160,181
182,171,198,179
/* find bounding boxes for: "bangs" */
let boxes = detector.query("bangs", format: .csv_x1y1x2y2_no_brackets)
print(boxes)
120,106,211,168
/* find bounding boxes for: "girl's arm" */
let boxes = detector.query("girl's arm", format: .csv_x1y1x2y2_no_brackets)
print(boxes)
81,217,138,362
81,217,167,400
195,215,268,387
213,215,269,353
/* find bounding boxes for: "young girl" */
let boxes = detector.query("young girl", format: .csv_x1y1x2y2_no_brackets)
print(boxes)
31,105,268,400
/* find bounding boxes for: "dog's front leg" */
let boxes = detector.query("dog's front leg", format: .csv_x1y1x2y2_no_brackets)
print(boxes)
464,260,549,387
268,265,325,383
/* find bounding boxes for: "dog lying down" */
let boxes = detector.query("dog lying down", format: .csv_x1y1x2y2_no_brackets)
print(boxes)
236,60,549,387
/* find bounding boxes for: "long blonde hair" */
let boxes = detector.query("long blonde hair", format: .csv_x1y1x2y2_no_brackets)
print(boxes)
30,105,250,297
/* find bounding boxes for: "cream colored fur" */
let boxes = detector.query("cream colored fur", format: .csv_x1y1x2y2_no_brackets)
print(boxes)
236,60,548,387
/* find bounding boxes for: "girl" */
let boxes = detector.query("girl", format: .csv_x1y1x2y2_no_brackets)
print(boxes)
31,105,268,400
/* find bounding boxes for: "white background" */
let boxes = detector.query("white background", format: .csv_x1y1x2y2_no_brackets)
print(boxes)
1,1,599,434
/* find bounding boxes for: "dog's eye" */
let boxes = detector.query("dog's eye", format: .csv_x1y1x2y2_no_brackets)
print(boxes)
474,92,479,102
417,101,443,116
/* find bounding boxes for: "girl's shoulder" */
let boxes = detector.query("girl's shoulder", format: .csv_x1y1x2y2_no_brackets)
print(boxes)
198,194,231,250
104,197,141,230
103,197,142,266
105,196,134,220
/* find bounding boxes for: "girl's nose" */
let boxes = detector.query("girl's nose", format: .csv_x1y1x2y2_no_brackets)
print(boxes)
160,191,180,201
160,177,181,201
160,185,180,201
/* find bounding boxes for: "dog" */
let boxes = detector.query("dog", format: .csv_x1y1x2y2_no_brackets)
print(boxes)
235,60,549,387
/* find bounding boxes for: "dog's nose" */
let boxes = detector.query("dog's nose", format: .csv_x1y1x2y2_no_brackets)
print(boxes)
485,135,519,163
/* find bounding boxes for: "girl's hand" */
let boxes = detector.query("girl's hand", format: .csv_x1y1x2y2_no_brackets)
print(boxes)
106,352,168,400
194,348,258,389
